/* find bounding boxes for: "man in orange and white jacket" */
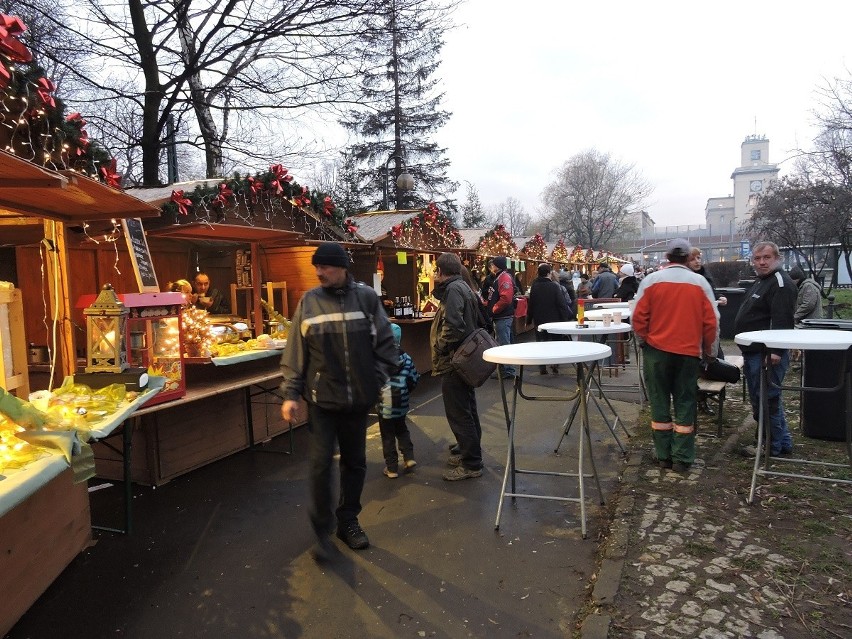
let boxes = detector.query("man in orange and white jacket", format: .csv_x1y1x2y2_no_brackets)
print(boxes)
632,238,719,473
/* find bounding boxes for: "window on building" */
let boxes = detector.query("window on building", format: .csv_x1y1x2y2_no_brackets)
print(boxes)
750,150,761,161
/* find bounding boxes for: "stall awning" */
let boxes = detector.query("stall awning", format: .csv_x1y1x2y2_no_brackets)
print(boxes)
145,222,304,246
0,150,160,224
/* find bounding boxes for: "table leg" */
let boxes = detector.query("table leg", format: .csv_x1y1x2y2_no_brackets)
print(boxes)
92,416,134,535
748,353,770,504
495,367,522,529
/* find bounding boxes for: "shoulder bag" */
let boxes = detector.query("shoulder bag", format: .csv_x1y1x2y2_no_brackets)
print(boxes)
451,328,499,387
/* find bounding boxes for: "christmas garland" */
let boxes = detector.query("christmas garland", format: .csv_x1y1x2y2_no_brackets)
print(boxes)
477,224,518,257
521,233,548,261
390,202,463,249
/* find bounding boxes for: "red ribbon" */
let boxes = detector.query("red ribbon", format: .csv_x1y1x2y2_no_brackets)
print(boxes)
345,219,358,235
246,176,264,203
35,76,56,109
268,164,289,195
323,195,334,217
0,14,33,63
99,160,122,189
170,190,192,216
212,182,233,207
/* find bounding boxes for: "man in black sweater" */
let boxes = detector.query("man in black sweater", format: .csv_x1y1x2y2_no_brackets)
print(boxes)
526,263,571,374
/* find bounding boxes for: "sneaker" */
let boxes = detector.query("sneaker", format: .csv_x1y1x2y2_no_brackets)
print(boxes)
741,445,757,458
383,467,399,478
672,461,691,474
658,459,673,469
336,521,369,550
403,459,417,471
447,454,463,467
539,366,549,375
442,465,482,481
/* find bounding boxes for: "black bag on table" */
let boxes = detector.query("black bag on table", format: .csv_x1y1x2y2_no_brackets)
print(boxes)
451,328,499,387
700,357,740,384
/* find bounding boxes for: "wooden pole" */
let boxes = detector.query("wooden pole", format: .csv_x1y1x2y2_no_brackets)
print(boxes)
42,219,76,385
250,241,263,336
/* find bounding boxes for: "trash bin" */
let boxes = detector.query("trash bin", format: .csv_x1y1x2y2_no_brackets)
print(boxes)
799,318,852,441
716,287,746,340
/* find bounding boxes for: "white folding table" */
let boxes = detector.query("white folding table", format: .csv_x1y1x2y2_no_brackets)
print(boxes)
734,329,852,503
538,321,636,453
483,341,611,538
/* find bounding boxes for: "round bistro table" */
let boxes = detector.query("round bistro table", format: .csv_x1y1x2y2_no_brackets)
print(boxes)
734,329,852,503
539,321,636,453
483,341,611,538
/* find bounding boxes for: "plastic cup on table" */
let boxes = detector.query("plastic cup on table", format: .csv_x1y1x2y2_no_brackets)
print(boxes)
602,313,612,327
613,311,622,324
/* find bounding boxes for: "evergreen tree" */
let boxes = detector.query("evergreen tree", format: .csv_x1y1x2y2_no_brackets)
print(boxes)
460,180,487,227
340,0,458,214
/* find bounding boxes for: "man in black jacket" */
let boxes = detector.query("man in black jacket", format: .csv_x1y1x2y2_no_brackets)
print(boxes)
734,241,797,457
526,263,571,374
280,242,397,558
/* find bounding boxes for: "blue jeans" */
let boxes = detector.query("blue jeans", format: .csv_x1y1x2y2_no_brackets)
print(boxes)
742,350,793,455
307,404,369,536
493,317,516,377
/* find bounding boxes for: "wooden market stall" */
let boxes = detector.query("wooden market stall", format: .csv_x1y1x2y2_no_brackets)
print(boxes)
349,207,466,373
0,149,163,635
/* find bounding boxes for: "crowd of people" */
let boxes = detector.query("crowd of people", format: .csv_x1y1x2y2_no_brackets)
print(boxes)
277,240,824,561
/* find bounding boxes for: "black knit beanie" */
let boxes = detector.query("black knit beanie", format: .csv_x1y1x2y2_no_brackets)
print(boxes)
312,243,350,268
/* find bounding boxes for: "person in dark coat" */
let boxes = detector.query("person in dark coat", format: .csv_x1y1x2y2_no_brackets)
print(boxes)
614,263,639,301
526,263,571,374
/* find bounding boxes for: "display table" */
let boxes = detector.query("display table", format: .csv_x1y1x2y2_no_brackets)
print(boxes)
734,329,852,503
0,458,90,636
483,341,611,538
538,321,636,453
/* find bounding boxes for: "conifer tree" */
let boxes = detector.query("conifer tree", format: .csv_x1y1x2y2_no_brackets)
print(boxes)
341,0,458,214
460,181,487,227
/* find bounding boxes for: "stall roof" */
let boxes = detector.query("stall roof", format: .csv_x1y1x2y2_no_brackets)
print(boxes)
126,180,222,206
456,228,489,250
0,150,160,223
349,210,423,244
145,222,304,246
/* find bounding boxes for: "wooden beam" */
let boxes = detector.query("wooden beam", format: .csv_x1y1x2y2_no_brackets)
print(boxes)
0,177,66,189
251,241,263,337
43,219,77,383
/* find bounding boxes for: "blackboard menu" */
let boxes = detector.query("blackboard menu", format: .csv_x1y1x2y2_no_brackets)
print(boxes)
122,218,159,292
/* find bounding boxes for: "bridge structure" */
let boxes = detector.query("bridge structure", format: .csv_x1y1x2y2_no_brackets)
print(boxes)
608,226,749,267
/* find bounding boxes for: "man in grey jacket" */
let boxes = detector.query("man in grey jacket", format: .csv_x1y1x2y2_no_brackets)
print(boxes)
280,242,397,558
430,252,484,480
788,265,823,323
591,263,618,299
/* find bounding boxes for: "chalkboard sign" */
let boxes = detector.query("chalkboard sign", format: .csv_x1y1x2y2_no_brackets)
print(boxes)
122,218,159,292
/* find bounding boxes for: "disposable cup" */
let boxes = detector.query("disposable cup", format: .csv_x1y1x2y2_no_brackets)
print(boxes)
602,313,612,327
613,311,622,324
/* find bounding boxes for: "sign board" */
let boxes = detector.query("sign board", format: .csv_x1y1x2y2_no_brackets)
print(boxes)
121,218,159,292
740,241,751,259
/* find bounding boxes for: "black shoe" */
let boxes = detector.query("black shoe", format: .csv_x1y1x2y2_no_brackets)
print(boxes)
658,459,673,469
336,521,370,550
672,461,691,474
698,399,715,415
550,365,559,375
539,366,549,375
449,443,461,455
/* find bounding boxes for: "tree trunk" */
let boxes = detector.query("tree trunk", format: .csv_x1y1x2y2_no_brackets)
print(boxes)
129,0,164,186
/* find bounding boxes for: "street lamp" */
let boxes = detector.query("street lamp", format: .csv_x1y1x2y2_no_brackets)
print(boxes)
639,239,670,269
382,154,414,211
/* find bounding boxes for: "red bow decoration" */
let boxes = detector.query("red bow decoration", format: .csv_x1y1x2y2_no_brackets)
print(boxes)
391,224,402,239
99,160,122,189
345,218,358,235
212,182,234,207
292,185,311,208
66,112,86,127
246,176,264,203
0,14,33,63
322,195,334,217
268,164,290,195
35,77,56,109
170,190,193,216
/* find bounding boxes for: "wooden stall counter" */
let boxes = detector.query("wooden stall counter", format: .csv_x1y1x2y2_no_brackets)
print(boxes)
91,355,300,486
391,317,433,374
0,459,91,636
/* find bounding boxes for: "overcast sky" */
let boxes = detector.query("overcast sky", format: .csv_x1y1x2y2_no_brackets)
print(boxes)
433,0,852,228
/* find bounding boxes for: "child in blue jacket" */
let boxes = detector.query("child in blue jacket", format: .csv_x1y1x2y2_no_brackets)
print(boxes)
377,323,420,477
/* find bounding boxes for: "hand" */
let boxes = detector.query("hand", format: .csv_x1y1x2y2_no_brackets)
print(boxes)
717,296,728,306
769,353,781,366
281,399,299,422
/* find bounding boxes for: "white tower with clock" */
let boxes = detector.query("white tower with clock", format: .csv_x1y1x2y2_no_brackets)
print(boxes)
706,134,780,236
731,134,779,224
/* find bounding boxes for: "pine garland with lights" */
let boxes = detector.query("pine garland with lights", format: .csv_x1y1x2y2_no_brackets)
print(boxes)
389,202,463,249
569,244,585,264
550,238,570,264
521,233,548,261
477,224,518,257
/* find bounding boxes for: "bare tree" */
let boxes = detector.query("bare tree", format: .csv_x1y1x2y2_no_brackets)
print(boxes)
541,149,650,248
18,0,378,184
487,197,530,237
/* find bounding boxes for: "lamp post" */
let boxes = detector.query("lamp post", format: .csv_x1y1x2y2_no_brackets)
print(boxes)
382,155,415,211
639,239,670,269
